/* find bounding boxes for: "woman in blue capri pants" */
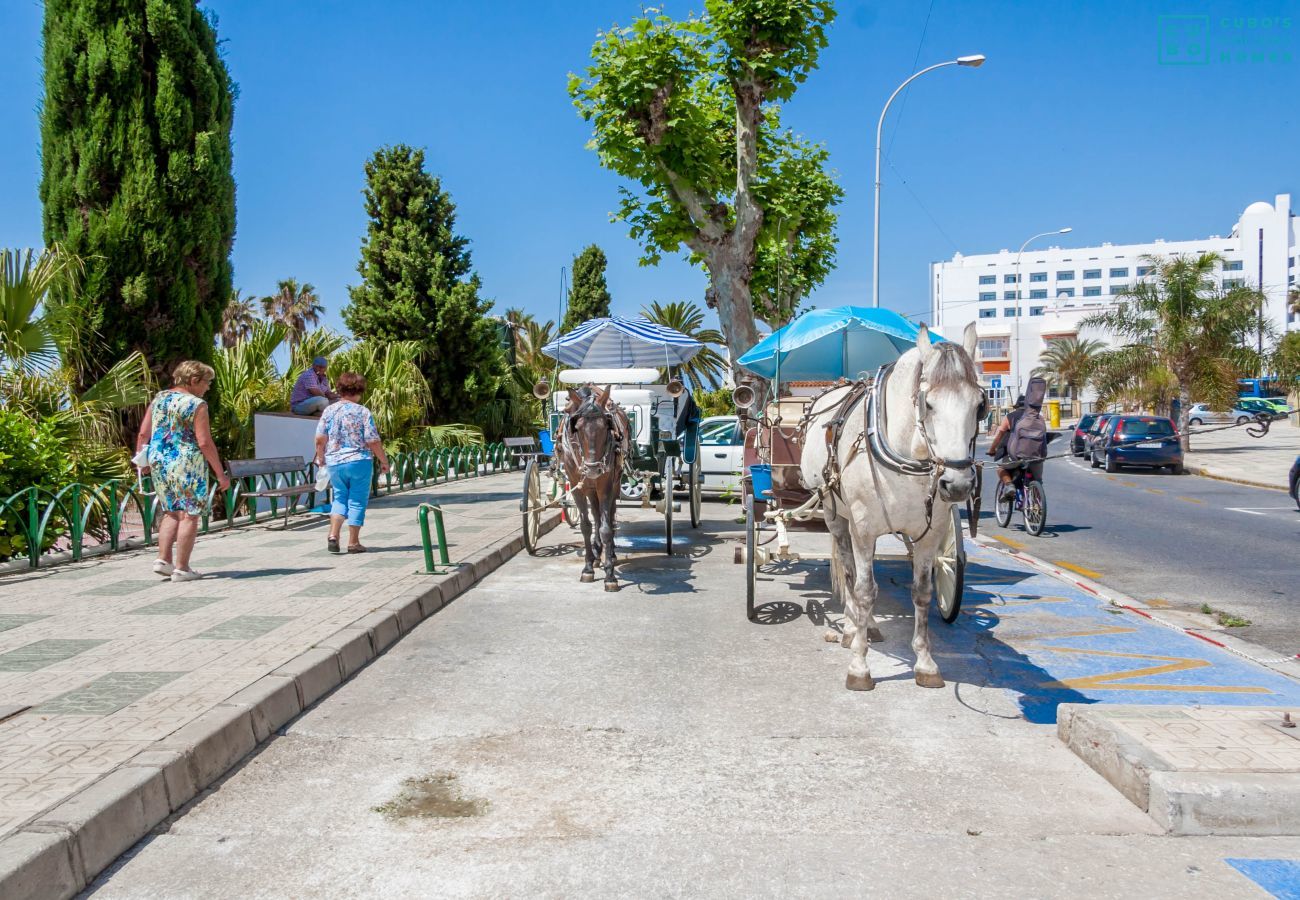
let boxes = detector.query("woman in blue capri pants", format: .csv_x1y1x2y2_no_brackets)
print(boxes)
313,371,391,553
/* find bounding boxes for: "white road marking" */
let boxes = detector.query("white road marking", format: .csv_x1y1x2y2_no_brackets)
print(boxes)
1225,508,1266,516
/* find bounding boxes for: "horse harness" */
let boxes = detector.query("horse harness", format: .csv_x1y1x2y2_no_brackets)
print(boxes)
804,361,984,542
561,392,627,489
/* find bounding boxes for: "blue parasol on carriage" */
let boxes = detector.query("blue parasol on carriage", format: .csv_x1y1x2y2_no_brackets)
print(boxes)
735,305,941,382
541,315,702,368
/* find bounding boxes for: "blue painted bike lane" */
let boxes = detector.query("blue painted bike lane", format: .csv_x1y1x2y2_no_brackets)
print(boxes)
872,541,1300,725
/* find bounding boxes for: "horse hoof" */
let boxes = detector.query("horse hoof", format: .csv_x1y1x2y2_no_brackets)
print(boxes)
603,581,619,593
580,573,594,583
823,629,841,643
867,627,885,643
915,672,945,689
845,672,875,691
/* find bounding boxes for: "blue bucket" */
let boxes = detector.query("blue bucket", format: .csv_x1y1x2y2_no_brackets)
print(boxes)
750,463,773,499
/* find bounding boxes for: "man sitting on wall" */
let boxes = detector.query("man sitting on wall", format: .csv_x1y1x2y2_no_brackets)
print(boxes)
290,357,339,416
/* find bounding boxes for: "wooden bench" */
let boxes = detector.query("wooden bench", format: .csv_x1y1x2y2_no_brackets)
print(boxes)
503,436,540,467
227,456,322,530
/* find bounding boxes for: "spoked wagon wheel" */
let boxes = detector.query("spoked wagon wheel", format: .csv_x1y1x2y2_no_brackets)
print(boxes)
1022,480,1047,536
552,473,578,530
661,455,674,555
744,492,758,621
521,457,543,555
688,455,702,528
934,506,966,624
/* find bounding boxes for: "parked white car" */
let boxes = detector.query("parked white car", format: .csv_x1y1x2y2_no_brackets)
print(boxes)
1186,403,1255,426
697,415,744,494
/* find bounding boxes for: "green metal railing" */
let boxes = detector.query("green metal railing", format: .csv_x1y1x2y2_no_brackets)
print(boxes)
0,441,515,571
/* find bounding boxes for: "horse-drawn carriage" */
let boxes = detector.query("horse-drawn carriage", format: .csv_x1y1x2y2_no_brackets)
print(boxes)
519,317,703,585
733,307,985,691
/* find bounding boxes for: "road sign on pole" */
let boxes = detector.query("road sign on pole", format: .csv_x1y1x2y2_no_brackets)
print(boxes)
990,376,1002,390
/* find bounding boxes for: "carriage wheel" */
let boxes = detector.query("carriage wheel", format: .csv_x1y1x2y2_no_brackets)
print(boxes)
661,456,674,555
744,493,757,621
619,472,645,502
688,455,702,528
934,506,965,624
552,473,578,530
521,458,543,555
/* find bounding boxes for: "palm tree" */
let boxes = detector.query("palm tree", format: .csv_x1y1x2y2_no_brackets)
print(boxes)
330,340,432,448
261,279,323,351
1288,286,1300,318
641,300,727,392
1032,337,1105,414
0,246,79,374
1084,253,1263,449
220,290,260,348
210,321,289,459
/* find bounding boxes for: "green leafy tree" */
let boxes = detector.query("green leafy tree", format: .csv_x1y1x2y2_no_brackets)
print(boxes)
561,245,612,332
343,145,503,422
330,340,432,448
641,300,727,391
1031,337,1106,412
40,0,236,383
1085,253,1265,448
261,279,323,352
569,1,839,377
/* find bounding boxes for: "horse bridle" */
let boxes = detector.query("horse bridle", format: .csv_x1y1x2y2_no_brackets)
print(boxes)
869,362,984,477
564,396,621,485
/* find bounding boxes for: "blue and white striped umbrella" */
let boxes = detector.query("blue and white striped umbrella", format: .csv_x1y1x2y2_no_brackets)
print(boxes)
541,316,702,368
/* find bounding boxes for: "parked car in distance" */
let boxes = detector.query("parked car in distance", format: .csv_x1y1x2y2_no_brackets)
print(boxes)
1084,414,1113,457
697,415,743,494
1072,413,1098,456
1290,455,1299,511
1091,415,1183,473
1186,403,1255,426
1237,397,1292,418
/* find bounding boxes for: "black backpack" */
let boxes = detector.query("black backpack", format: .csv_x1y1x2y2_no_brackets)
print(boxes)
1006,377,1048,461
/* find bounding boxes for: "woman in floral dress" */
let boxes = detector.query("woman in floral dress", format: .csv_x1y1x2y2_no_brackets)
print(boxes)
313,371,390,553
134,360,230,581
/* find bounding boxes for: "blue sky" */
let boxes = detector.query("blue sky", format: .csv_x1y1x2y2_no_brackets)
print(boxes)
1,1,1295,336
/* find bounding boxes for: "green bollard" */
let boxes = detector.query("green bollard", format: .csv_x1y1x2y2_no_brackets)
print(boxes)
417,502,453,574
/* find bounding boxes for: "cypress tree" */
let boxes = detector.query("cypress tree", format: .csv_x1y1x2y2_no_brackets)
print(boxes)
343,145,503,423
40,0,236,381
561,244,612,333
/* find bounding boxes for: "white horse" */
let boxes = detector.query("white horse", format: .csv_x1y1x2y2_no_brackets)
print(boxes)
800,323,983,691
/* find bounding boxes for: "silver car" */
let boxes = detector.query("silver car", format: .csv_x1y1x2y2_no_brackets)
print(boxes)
697,415,744,494
1186,403,1255,426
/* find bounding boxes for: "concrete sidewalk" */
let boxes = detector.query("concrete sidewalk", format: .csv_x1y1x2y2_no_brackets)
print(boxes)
0,470,546,896
1183,419,1297,490
78,502,1300,898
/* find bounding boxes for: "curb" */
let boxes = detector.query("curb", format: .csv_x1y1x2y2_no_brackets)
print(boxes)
970,534,1300,680
0,511,560,900
1058,704,1300,836
1183,464,1288,493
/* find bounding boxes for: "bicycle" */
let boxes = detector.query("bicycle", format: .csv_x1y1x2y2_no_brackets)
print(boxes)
994,460,1047,536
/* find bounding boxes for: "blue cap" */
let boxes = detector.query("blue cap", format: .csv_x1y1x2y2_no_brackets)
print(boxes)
312,357,328,367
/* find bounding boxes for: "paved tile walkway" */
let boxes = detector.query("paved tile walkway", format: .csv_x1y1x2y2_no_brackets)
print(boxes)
1184,419,1299,490
0,471,525,839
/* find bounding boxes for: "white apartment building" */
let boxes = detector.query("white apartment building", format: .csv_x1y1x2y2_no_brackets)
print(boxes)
929,193,1298,405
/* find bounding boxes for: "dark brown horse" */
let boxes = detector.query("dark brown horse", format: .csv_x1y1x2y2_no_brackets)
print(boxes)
558,386,629,590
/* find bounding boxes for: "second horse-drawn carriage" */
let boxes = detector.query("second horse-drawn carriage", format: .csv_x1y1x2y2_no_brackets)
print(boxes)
519,316,703,579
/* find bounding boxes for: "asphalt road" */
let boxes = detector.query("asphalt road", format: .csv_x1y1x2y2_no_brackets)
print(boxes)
976,438,1300,658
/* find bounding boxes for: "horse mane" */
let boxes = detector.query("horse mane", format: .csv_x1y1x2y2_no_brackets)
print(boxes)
918,342,978,396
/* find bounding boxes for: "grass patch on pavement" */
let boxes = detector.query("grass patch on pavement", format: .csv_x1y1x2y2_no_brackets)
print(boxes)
1200,603,1252,627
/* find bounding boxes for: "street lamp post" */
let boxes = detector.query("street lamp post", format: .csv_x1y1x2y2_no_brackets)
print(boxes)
1012,227,1072,397
872,54,985,309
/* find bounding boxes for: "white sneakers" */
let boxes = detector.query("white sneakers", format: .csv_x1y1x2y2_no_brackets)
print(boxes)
155,560,203,581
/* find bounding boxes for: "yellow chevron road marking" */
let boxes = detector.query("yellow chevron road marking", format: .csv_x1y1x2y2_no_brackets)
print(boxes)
1040,647,1270,693
1054,561,1102,579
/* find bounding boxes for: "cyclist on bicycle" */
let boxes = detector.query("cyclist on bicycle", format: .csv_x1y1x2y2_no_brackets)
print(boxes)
987,382,1048,500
